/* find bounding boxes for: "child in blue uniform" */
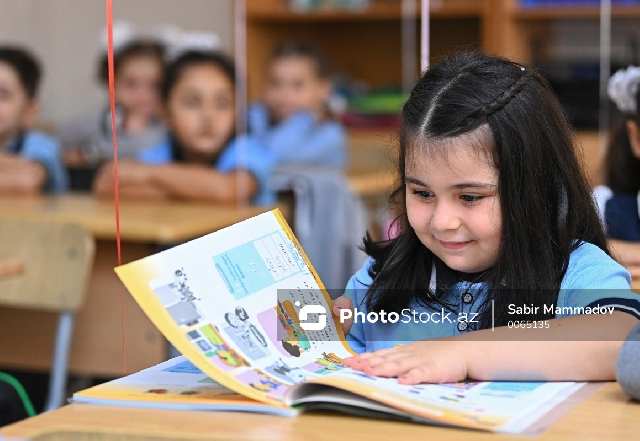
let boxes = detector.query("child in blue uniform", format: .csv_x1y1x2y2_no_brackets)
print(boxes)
331,53,640,384
0,46,67,193
94,50,274,205
60,23,166,165
248,42,346,168
594,66,640,276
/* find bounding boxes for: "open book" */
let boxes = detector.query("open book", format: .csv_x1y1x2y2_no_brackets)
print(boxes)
73,209,586,433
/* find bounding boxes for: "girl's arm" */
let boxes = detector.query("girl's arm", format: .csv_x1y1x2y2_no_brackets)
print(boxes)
145,164,257,203
93,162,169,200
344,312,639,384
609,239,640,267
94,182,169,200
93,162,257,203
0,153,47,194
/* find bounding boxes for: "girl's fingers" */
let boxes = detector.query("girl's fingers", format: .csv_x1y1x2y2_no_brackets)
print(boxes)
344,348,401,368
332,296,353,310
363,356,419,377
331,296,354,335
398,366,432,385
355,351,407,369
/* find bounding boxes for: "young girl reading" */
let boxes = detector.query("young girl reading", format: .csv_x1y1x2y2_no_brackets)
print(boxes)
93,48,274,205
61,22,166,166
331,52,640,384
248,42,346,168
594,66,640,277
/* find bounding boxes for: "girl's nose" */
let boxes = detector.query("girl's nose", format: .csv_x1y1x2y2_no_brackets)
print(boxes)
430,201,461,233
203,105,217,123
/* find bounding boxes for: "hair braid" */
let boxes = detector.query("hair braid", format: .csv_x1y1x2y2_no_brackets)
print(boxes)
479,68,532,117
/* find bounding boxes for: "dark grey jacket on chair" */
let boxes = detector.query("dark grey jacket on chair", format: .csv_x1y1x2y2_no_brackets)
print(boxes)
617,322,640,400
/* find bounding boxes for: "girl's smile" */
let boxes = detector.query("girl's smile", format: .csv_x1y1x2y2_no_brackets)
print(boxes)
438,240,473,252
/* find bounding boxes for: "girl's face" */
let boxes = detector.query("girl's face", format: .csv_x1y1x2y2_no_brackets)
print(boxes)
114,55,163,119
405,139,502,275
264,56,329,122
165,64,235,159
0,62,36,144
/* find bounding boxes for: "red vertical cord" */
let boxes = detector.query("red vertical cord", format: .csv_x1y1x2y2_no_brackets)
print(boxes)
106,0,126,375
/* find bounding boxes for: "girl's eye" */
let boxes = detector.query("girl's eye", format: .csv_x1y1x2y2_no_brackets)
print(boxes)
216,99,231,110
183,98,199,108
412,190,433,200
460,195,483,203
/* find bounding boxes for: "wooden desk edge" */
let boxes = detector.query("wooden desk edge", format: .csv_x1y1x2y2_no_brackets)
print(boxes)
2,383,638,441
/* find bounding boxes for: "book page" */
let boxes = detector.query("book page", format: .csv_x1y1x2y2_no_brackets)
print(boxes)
289,370,581,432
73,356,296,416
115,209,355,409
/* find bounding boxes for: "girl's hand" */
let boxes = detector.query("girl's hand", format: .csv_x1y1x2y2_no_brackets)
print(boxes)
331,296,354,335
93,162,153,196
609,239,640,267
343,340,469,385
116,162,153,184
625,264,640,280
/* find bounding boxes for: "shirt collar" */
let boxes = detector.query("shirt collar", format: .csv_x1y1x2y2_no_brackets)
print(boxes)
430,256,487,295
4,132,25,154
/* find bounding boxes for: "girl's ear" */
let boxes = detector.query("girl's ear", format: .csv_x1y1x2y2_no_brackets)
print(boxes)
626,119,640,159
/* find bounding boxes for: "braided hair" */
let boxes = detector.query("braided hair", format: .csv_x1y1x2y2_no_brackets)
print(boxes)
361,52,608,328
477,68,531,117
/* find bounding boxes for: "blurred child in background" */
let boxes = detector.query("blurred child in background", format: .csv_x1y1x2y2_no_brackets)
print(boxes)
60,22,166,168
93,43,274,205
594,66,640,277
0,46,67,194
248,41,347,168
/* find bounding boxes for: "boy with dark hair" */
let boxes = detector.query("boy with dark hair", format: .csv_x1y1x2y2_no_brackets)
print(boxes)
0,46,67,193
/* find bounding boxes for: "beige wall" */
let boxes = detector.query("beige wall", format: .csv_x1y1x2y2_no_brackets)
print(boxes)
0,0,233,128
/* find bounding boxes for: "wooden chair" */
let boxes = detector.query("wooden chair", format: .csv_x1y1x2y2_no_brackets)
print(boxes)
0,218,95,412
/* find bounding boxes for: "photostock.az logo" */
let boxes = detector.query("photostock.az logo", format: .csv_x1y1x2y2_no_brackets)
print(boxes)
295,301,326,331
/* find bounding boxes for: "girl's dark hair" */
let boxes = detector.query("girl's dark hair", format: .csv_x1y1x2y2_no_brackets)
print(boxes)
0,46,41,99
98,40,165,84
270,41,330,79
161,50,236,101
605,88,640,193
362,52,609,327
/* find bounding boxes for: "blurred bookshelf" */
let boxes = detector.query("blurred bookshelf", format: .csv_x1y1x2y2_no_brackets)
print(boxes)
246,0,623,182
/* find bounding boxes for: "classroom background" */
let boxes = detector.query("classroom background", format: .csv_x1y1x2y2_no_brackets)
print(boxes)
1,0,640,431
